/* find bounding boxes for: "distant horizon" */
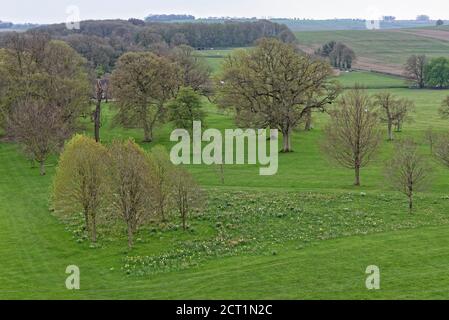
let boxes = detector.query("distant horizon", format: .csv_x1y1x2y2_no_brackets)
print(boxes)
1,0,449,25
2,16,448,26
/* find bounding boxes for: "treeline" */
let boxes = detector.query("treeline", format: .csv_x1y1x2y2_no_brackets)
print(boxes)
405,55,449,88
145,14,195,22
2,19,296,72
315,41,356,70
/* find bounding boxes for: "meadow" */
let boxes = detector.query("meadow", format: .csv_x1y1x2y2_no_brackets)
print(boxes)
2,49,449,299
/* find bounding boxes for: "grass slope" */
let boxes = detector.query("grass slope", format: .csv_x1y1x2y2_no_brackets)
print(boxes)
1,64,449,299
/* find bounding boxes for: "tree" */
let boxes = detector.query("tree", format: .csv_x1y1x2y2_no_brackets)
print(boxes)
375,92,414,140
111,52,180,142
437,19,444,26
109,140,154,249
148,145,175,222
416,15,430,22
93,79,104,142
317,41,356,70
7,100,70,175
53,135,109,242
425,57,449,88
392,98,414,132
169,45,213,97
386,139,431,214
404,55,427,88
322,87,381,186
434,132,449,169
218,38,339,153
172,167,203,231
439,96,449,120
0,33,91,132
167,87,206,133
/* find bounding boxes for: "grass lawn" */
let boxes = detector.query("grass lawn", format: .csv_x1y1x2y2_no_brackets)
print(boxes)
2,58,449,299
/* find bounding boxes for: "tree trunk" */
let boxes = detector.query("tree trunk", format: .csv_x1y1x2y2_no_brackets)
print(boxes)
387,121,393,141
354,165,361,186
83,208,90,233
127,225,134,249
39,161,46,176
282,130,293,153
304,110,312,131
94,99,101,143
143,121,153,143
91,215,97,243
409,195,413,214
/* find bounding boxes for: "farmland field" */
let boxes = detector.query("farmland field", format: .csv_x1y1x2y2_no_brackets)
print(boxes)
2,57,449,299
297,27,449,75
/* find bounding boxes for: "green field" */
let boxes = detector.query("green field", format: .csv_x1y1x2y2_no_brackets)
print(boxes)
2,55,449,299
297,27,449,75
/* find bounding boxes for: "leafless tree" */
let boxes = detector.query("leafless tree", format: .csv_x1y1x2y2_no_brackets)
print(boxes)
386,139,431,214
404,55,427,88
434,132,449,168
323,87,381,186
109,139,154,248
375,92,414,140
172,167,203,231
7,100,70,175
148,145,175,222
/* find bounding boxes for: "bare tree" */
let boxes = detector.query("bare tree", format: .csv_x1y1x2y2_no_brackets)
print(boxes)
424,127,436,154
7,100,70,175
404,55,427,89
386,139,431,214
439,96,449,120
109,139,154,249
323,87,381,186
172,167,203,231
375,92,414,140
53,135,109,242
434,132,449,168
148,145,175,222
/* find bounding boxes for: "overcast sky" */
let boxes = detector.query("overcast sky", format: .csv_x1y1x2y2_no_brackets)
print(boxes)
2,0,449,24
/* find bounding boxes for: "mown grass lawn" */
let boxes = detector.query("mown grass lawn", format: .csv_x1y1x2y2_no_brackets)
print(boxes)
2,67,449,299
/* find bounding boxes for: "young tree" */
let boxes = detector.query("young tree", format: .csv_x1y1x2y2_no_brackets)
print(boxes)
111,52,180,142
7,100,70,175
148,145,175,222
393,98,415,132
434,132,449,168
109,140,154,249
439,96,449,120
386,139,431,214
53,135,109,242
375,92,414,140
218,38,339,153
172,167,203,231
404,55,427,88
167,86,206,133
425,127,436,154
323,87,381,186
